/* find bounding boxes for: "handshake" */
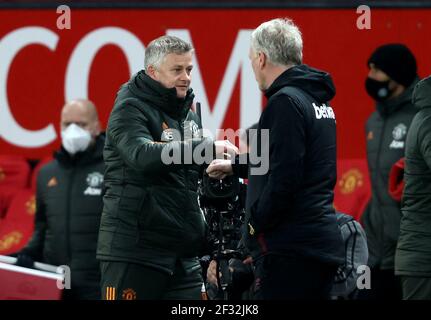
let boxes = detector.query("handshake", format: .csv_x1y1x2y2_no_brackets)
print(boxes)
209,140,238,180
214,140,238,160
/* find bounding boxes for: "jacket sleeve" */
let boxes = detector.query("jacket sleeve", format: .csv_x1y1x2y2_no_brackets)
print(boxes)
108,102,214,173
250,95,306,233
20,172,46,260
418,116,431,170
232,154,249,179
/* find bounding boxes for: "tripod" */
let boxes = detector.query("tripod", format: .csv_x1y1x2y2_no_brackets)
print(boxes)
213,213,244,300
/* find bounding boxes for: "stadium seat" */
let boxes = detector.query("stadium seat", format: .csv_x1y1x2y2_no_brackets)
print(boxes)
0,155,31,218
333,159,371,221
0,189,35,255
30,156,52,192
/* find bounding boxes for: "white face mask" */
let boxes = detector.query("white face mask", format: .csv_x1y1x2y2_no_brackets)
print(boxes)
61,123,92,155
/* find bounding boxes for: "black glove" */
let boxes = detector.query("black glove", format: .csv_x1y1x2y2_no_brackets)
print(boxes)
16,253,35,269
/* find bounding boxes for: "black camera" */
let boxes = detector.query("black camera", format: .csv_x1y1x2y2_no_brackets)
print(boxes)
198,173,247,298
198,174,245,253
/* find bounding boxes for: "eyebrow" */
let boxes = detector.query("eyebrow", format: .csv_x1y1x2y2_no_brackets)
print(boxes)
171,65,193,68
62,121,88,126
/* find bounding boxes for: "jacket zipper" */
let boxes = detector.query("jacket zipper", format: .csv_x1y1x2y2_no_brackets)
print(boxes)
374,119,387,205
65,168,75,263
177,118,191,269
178,119,189,184
374,118,387,264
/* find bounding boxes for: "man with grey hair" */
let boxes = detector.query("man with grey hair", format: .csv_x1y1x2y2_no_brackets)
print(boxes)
97,35,237,300
207,18,344,299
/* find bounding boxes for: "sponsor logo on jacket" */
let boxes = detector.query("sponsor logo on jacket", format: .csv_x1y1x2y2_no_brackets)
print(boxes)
389,123,407,149
160,120,200,142
161,129,175,142
84,172,103,196
313,103,336,120
161,122,180,142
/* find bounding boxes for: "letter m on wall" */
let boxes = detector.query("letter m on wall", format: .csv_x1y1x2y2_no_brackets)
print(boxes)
168,29,262,135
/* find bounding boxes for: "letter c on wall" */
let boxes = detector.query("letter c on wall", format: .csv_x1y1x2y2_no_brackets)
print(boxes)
0,27,58,147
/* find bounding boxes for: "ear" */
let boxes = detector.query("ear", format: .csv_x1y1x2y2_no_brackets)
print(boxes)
258,52,267,69
389,78,403,91
92,121,101,137
147,65,158,80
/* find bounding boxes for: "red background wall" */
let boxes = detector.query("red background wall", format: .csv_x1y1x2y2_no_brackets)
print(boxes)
0,8,430,159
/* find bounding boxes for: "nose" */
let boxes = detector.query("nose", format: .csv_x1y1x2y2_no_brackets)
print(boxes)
180,70,191,82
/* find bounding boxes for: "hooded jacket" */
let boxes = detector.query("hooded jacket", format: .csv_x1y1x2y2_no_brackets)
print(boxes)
22,135,105,295
395,76,431,277
236,65,344,265
361,78,419,270
97,71,212,274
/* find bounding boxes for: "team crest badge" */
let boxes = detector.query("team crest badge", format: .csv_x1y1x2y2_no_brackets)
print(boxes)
84,172,103,196
339,168,364,194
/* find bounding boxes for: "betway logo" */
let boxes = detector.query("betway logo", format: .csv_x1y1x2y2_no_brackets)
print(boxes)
0,27,261,147
313,103,336,120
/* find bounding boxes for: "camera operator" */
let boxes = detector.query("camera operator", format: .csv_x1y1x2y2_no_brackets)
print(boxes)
206,18,344,300
206,248,254,300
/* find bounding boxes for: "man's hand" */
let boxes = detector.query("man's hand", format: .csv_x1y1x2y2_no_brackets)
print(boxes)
16,253,35,269
214,140,239,159
206,260,234,288
206,159,233,180
206,260,220,287
242,256,253,265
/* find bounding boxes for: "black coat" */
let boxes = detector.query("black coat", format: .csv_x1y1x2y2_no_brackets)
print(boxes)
361,79,419,270
396,76,431,276
22,135,105,296
97,71,212,274
235,65,344,266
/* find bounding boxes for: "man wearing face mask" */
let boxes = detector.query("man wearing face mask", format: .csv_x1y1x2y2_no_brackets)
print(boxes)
360,43,419,300
14,99,105,300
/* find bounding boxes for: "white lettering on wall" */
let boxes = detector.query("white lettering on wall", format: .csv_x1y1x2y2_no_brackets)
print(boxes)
0,27,262,148
0,27,58,147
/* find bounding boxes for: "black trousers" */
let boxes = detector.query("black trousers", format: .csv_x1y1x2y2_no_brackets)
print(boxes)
401,276,431,300
62,286,100,300
100,260,203,300
252,254,337,300
356,268,402,300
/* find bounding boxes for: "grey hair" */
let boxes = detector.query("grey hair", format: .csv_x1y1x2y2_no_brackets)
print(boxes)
144,35,193,71
251,18,303,66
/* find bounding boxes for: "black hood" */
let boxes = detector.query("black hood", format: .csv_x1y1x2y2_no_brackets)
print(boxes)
265,64,336,103
128,70,194,120
412,76,431,110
